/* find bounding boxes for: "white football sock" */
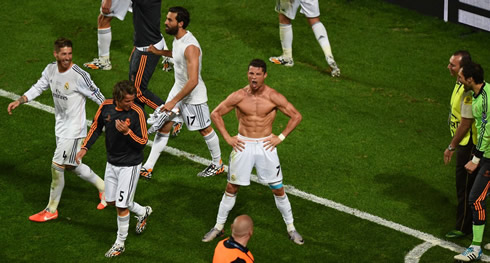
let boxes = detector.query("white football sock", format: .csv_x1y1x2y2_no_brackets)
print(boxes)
47,164,65,213
128,202,146,217
98,27,111,58
274,193,294,225
116,213,130,245
312,22,333,58
73,163,105,192
203,130,221,165
216,192,236,226
143,132,169,170
279,23,293,59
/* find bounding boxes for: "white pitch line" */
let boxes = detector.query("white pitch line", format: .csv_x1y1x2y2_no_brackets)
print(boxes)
2,88,489,262
405,242,435,263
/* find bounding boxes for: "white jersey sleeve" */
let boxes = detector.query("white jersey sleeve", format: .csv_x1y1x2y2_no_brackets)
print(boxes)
23,63,53,102
72,65,105,105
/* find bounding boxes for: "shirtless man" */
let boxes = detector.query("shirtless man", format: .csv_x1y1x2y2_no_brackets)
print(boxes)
202,58,304,245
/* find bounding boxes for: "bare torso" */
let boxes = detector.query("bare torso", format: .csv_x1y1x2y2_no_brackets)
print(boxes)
235,85,278,138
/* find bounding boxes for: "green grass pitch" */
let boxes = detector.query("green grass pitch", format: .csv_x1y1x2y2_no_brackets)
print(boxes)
1,0,490,262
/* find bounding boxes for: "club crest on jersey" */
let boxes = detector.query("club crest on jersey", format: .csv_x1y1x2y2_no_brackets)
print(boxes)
125,118,131,126
64,82,69,90
105,114,111,123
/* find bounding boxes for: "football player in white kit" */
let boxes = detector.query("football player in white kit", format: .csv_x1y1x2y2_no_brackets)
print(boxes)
84,0,132,70
202,59,304,245
142,6,223,178
269,0,340,77
8,38,107,222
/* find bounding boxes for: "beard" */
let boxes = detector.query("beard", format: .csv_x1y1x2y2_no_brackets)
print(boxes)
165,25,178,36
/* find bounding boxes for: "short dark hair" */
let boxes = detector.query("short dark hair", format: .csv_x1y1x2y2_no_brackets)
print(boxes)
453,50,472,68
113,80,136,103
248,59,267,73
54,38,72,52
462,62,484,84
169,6,190,29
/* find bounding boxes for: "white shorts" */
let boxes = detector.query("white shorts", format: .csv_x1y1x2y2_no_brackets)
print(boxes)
52,137,83,166
104,162,141,208
168,102,212,131
275,0,320,20
228,134,283,186
101,0,132,20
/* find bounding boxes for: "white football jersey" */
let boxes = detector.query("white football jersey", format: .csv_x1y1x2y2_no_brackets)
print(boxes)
167,31,208,104
24,63,105,139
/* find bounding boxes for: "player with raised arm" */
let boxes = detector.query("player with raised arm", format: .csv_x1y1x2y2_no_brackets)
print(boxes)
7,38,107,222
202,59,304,245
76,80,151,257
140,6,223,179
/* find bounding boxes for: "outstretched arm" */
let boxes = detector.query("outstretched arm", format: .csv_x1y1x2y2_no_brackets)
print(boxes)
7,95,28,115
9,66,51,114
148,44,172,57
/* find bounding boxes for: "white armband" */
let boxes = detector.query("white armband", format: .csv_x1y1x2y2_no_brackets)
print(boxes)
278,133,286,141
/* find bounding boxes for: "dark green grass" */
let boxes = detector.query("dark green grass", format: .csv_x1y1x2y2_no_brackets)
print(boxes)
0,96,421,262
2,0,490,262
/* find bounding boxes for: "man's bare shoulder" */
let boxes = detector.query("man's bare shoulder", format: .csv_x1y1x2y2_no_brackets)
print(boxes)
262,85,284,97
234,86,251,98
222,86,248,105
264,85,289,106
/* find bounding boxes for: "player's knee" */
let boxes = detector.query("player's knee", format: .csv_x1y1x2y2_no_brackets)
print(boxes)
64,165,76,171
226,183,240,194
269,181,284,195
107,201,116,207
199,126,213,136
51,162,65,171
159,122,173,133
116,207,130,217
279,13,291,24
307,17,321,26
98,14,112,28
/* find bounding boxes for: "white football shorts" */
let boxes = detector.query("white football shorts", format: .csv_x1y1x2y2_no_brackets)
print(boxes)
100,0,132,20
168,102,212,131
227,134,284,186
275,0,321,20
52,137,83,166
104,162,141,208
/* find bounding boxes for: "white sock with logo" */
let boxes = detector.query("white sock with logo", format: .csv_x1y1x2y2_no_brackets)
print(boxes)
203,130,221,165
312,22,333,58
